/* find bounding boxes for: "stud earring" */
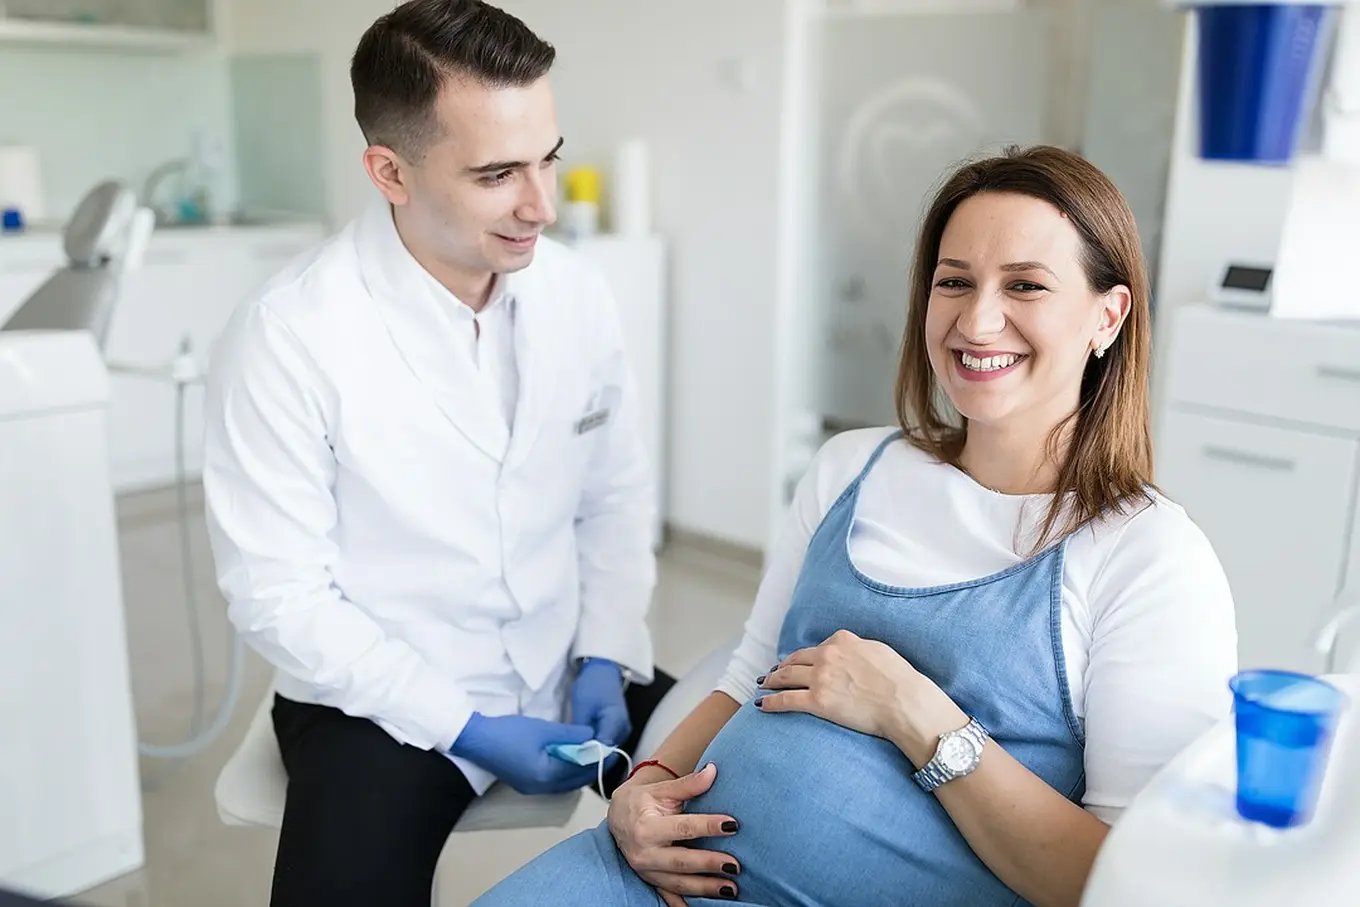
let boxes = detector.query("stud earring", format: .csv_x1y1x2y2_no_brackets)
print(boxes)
1094,344,1106,359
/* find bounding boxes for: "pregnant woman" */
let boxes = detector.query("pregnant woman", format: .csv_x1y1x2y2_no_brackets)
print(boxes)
470,145,1238,907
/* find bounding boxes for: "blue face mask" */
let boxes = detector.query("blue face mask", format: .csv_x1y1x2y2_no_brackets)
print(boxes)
546,741,634,799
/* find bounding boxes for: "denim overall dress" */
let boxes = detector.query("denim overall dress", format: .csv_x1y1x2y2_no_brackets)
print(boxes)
472,432,1087,906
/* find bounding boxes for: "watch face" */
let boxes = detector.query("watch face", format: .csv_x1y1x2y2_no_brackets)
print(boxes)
939,735,977,773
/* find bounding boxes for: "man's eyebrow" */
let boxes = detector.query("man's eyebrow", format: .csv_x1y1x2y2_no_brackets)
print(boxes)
465,137,564,175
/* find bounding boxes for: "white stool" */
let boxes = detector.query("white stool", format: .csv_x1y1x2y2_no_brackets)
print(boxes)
214,638,740,861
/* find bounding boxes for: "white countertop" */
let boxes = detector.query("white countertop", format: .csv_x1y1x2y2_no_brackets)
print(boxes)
0,215,328,245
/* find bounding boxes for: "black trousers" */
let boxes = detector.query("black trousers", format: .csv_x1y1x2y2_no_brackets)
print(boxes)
268,669,678,907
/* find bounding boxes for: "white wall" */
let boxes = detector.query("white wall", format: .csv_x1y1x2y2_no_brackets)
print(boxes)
227,0,789,551
503,0,788,551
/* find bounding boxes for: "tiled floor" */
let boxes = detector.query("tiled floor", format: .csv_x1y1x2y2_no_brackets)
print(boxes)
74,486,759,907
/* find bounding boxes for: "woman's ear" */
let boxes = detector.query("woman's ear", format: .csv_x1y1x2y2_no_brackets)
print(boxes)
1092,285,1132,355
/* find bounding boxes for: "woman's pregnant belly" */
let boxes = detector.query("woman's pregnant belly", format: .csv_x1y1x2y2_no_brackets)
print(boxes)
683,701,1011,907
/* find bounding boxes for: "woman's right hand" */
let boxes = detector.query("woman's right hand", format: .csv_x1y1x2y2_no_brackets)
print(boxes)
607,762,742,904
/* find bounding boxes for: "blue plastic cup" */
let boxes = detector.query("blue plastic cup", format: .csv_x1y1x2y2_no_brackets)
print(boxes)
1195,3,1330,163
1230,669,1348,828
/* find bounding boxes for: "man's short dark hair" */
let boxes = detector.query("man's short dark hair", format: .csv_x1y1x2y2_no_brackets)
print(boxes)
350,0,555,159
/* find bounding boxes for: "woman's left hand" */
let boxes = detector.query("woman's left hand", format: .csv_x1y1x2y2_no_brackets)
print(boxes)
755,629,968,767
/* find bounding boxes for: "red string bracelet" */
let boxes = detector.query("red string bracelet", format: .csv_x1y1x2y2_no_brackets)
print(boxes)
627,759,680,782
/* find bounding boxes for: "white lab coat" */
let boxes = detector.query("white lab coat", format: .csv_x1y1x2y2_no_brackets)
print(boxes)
202,203,657,793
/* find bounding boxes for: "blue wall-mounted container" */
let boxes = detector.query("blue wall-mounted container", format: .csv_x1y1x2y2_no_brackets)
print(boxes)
1193,3,1331,163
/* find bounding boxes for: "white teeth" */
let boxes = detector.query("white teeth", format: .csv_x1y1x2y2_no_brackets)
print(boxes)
960,352,1021,372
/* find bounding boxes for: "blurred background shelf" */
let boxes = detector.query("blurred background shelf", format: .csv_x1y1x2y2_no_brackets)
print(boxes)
0,18,213,52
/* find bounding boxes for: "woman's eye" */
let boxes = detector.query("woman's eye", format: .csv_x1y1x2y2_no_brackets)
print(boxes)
935,277,968,290
481,170,513,186
1010,281,1047,293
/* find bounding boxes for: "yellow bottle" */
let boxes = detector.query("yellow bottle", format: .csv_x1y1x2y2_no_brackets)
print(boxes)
563,166,602,203
561,165,602,240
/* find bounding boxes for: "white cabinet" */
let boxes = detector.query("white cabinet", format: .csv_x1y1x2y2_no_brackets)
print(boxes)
0,333,143,899
0,222,328,492
1156,304,1360,674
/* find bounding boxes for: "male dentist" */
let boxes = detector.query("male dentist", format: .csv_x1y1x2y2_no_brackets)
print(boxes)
201,2,673,904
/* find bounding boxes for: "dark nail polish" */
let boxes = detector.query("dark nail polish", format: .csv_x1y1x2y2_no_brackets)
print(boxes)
770,663,781,673
722,820,739,833
754,697,765,708
720,886,737,899
723,862,740,875
754,674,766,685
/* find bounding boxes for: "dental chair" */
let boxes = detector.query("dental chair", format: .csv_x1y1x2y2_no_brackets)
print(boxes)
213,637,741,892
0,181,153,350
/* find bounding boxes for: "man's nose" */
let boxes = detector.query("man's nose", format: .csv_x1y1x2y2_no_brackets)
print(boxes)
518,170,557,226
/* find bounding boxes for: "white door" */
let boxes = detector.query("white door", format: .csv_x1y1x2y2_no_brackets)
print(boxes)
1157,409,1360,674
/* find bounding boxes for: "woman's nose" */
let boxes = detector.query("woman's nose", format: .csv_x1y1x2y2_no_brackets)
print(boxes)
955,289,1006,341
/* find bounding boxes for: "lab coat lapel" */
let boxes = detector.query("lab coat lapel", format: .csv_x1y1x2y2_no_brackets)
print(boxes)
354,206,511,462
504,263,562,472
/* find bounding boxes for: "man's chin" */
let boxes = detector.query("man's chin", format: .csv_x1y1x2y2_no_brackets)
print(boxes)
492,254,534,275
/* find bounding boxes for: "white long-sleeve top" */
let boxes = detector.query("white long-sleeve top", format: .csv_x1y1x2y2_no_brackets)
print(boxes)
717,428,1238,824
202,204,657,793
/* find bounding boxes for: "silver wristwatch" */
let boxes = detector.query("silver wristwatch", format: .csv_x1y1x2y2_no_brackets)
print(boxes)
912,717,990,793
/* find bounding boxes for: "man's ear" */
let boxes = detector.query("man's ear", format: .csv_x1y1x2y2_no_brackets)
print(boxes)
363,145,413,206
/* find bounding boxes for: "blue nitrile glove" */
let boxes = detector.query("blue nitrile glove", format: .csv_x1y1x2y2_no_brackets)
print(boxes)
449,714,599,795
571,658,631,749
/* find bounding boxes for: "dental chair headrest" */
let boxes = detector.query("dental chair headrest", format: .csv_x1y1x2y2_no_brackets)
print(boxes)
64,181,138,269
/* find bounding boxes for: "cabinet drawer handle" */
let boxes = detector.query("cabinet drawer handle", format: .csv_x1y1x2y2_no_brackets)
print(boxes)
1201,445,1295,472
1317,364,1360,383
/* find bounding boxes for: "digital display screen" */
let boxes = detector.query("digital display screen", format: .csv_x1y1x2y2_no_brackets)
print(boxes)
1222,265,1272,292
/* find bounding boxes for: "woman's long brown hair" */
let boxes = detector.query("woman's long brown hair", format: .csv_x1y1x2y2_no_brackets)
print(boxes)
896,145,1155,551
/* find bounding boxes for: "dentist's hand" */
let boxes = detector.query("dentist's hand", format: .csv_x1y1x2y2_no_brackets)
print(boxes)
571,658,631,748
608,763,742,905
449,713,599,795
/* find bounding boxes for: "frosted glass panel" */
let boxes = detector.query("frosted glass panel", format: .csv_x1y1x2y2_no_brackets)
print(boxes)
230,53,329,219
1080,4,1185,300
811,10,1050,429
